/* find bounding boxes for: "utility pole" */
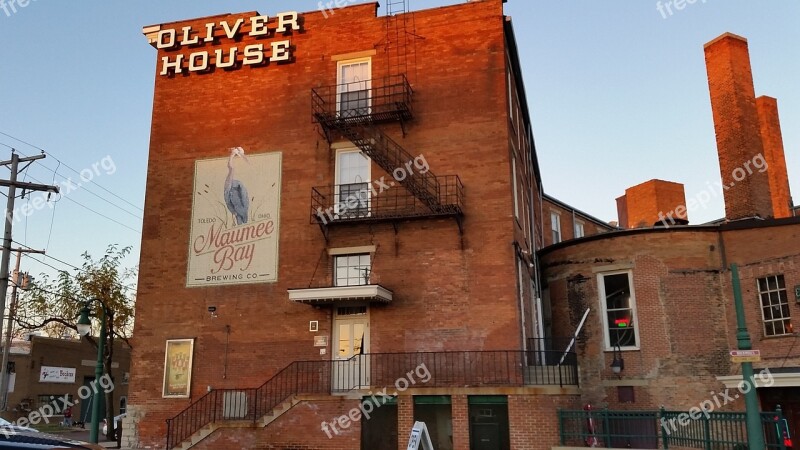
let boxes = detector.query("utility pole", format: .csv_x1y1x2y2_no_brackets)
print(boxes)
0,248,44,410
0,151,59,408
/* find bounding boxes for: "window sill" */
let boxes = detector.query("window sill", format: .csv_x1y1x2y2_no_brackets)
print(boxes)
760,333,797,340
604,347,640,353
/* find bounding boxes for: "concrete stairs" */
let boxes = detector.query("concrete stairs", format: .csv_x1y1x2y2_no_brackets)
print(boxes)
173,396,300,450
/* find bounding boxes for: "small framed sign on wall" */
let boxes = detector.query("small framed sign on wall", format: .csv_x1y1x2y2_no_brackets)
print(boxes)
163,339,194,398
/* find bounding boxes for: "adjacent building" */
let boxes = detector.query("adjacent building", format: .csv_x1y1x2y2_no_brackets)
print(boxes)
1,335,130,426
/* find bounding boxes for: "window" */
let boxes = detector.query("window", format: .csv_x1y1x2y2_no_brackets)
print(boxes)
598,271,639,349
335,149,370,218
334,254,371,287
551,212,561,244
337,58,371,117
512,158,519,219
575,221,585,239
759,275,791,336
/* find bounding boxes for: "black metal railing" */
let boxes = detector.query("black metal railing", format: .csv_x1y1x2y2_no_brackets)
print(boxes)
312,74,413,131
166,349,577,448
558,407,790,450
311,175,464,224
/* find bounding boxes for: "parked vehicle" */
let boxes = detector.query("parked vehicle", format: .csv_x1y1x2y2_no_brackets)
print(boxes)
0,429,102,449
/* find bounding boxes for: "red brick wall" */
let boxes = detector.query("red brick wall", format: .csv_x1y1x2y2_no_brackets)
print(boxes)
193,398,362,450
756,96,793,219
130,0,531,447
704,33,774,220
541,221,800,410
617,179,687,228
542,198,612,247
508,395,580,450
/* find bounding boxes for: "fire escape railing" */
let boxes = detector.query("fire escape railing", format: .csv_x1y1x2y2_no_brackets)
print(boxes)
165,349,578,449
312,74,413,138
311,176,463,225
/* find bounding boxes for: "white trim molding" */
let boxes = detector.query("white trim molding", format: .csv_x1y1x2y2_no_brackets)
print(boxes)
717,371,798,389
288,285,393,304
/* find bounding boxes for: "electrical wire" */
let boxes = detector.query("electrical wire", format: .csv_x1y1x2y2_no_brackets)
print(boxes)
0,131,144,213
4,146,143,221
14,240,137,294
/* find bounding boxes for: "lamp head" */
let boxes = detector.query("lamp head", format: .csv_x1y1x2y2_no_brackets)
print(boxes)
611,345,625,375
77,305,92,337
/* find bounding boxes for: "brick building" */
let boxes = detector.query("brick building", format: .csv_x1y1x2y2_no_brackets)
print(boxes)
540,32,799,446
1,335,130,426
126,1,609,449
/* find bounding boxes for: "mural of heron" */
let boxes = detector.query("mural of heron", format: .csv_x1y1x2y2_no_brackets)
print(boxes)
225,147,250,225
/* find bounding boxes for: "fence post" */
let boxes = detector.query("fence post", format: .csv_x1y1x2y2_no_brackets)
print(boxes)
603,407,611,448
660,407,669,450
557,408,565,445
703,412,711,450
777,405,787,450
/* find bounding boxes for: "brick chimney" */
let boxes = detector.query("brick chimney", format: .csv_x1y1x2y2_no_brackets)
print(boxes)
617,180,688,229
756,96,793,218
704,33,774,220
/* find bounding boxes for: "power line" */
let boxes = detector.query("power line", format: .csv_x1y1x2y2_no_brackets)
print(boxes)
13,240,137,293
0,131,144,212
1,144,144,222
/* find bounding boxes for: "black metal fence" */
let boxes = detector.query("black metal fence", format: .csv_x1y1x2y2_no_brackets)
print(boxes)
558,407,791,450
166,348,578,448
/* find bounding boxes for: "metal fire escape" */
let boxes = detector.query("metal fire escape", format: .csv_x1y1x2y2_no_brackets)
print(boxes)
310,0,463,240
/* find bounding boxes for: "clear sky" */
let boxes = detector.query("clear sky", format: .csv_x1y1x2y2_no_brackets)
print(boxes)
0,0,797,279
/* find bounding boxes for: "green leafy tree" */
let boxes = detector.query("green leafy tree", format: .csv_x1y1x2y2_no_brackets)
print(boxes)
14,245,135,440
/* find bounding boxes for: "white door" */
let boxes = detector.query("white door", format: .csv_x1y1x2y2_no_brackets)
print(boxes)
335,149,371,218
337,59,371,117
332,306,370,392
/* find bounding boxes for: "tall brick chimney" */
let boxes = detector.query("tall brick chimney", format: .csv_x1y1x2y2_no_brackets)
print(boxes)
704,33,774,220
616,180,688,229
756,96,793,218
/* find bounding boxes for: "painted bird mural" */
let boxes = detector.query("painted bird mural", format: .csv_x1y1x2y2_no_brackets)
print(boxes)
225,147,250,225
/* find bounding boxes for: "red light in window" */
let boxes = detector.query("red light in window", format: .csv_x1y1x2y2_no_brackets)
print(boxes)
615,318,630,328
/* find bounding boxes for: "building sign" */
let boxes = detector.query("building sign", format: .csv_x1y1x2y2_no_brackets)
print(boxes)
187,149,282,287
163,339,194,398
154,12,301,76
39,366,76,384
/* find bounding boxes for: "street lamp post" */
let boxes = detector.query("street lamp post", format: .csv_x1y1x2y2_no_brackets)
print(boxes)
77,299,108,445
731,263,765,450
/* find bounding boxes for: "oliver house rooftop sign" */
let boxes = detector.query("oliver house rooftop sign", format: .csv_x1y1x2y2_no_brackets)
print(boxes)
144,12,301,76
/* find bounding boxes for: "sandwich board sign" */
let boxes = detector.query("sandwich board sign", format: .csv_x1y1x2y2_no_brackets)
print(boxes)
407,421,435,450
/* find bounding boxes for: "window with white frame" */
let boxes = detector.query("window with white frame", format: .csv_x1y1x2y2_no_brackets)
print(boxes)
551,212,561,244
512,158,519,219
598,271,639,349
337,59,371,117
335,254,371,287
758,275,791,336
335,149,370,218
574,221,585,239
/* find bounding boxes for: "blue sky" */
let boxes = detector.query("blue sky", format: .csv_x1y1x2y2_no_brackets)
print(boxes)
0,0,797,279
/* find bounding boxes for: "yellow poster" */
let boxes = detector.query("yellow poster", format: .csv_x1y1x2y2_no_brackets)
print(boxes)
187,149,282,287
163,339,194,398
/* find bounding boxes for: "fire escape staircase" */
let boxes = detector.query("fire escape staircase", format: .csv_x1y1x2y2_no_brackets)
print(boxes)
311,75,464,240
